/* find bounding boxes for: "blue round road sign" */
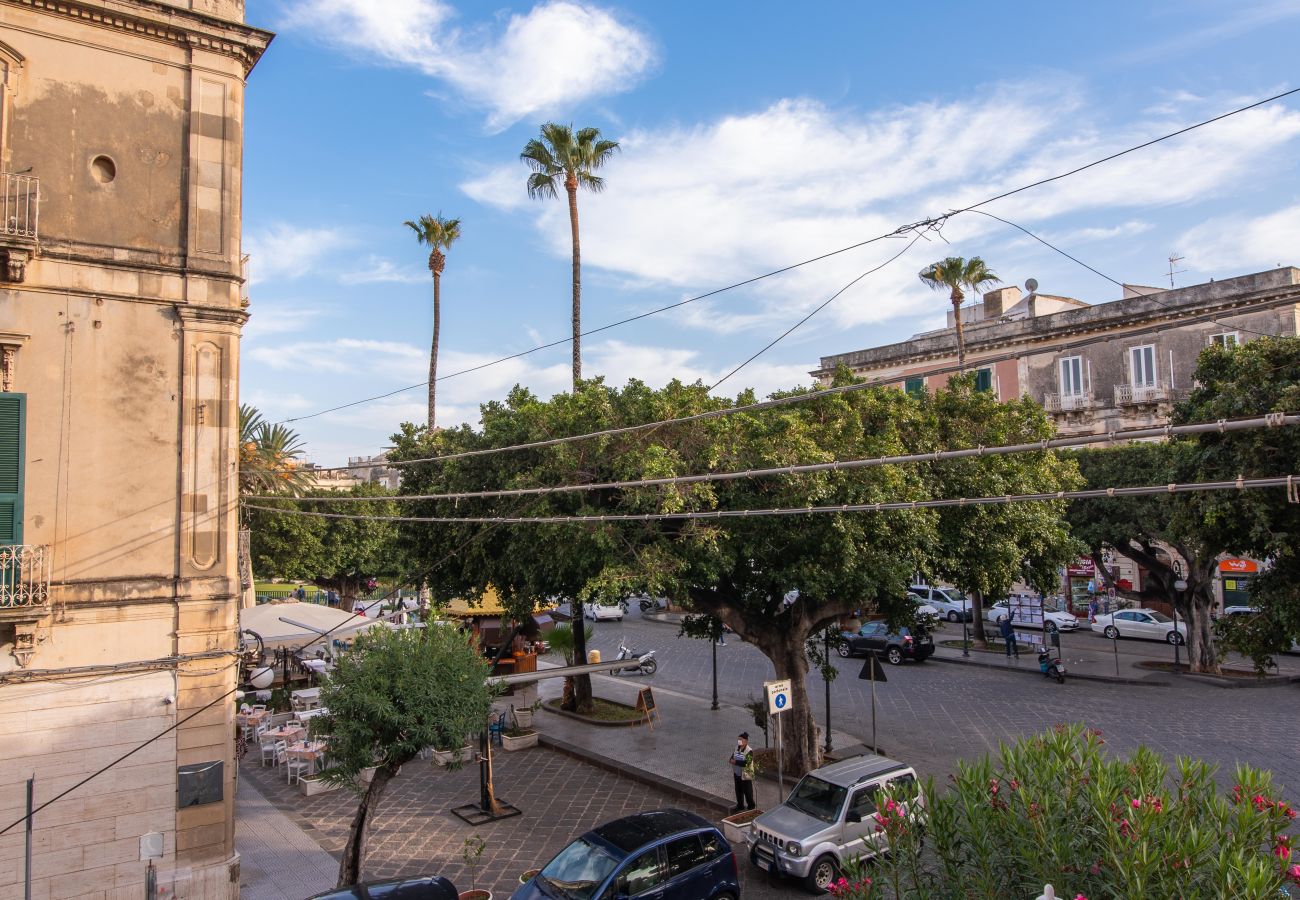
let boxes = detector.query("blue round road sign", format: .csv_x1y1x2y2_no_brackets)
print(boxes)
774,694,787,709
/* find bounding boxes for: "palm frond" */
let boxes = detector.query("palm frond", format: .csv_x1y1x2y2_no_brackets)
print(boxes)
520,138,560,174
576,172,606,193
526,171,560,200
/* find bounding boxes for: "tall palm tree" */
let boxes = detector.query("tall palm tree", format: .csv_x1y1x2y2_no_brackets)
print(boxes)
404,214,462,429
520,123,619,388
238,404,313,496
918,257,1000,374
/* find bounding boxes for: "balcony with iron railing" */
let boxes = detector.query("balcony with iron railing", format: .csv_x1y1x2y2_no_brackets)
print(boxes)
0,544,51,615
1114,382,1176,406
0,172,39,241
1043,392,1096,413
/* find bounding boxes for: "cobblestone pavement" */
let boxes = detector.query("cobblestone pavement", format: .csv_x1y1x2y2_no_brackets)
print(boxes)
239,747,802,898
582,609,1300,796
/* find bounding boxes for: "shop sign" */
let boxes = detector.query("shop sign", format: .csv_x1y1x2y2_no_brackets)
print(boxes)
1067,558,1096,577
1218,559,1259,574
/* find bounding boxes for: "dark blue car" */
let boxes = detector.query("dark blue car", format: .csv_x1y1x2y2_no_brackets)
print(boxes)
512,809,740,900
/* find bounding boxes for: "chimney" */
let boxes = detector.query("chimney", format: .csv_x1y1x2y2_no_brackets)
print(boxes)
982,286,1021,319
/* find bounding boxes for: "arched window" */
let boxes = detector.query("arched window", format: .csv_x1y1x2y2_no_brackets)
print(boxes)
0,41,25,170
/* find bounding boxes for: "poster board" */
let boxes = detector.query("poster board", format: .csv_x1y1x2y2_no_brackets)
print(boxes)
635,687,660,729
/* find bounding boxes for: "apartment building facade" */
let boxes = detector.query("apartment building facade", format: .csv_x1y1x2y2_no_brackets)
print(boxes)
0,2,270,898
812,267,1300,610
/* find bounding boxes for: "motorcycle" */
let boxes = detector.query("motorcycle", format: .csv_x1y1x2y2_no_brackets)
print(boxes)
1037,646,1065,684
613,638,658,676
638,597,662,614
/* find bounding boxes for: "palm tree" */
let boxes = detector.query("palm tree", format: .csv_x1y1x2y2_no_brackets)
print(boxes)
404,214,462,429
239,404,313,496
520,123,619,388
918,257,1000,374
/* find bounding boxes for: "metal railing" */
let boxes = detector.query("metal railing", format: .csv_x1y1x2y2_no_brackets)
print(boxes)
1114,383,1172,405
0,173,39,240
1043,392,1094,413
0,544,51,609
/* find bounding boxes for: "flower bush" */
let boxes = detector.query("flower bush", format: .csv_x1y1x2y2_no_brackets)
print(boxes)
832,724,1297,899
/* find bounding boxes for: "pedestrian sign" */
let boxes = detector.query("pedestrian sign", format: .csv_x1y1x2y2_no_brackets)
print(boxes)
765,679,792,715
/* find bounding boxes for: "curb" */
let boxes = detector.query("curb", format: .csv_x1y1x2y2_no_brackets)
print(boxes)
538,733,732,816
1133,665,1300,689
929,653,1170,687
642,612,687,626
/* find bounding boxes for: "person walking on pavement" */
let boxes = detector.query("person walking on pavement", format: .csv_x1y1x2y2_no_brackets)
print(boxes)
729,731,756,812
999,611,1019,659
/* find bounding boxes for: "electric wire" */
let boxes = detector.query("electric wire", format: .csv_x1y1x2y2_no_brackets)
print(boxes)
302,287,1300,474
248,414,1298,504
277,85,1300,429
245,475,1297,526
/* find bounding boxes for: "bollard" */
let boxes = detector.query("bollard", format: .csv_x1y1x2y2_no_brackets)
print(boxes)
587,649,601,664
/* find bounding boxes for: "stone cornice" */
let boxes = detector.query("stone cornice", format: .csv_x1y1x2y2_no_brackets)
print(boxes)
175,302,249,326
5,0,274,74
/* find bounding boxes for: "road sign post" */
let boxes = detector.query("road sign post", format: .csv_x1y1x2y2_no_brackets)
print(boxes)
856,656,886,752
765,680,792,798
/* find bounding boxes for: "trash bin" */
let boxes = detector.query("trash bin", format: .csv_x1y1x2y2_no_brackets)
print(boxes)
587,649,601,664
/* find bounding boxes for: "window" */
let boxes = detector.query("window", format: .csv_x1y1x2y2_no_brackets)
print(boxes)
1129,346,1156,387
904,377,924,398
617,848,665,896
665,836,707,878
0,393,24,545
699,831,726,861
1059,356,1084,397
847,786,878,821
1210,332,1239,349
974,367,993,393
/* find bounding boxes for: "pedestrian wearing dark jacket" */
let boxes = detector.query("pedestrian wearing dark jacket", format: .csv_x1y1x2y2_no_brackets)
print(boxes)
729,732,756,812
999,612,1019,658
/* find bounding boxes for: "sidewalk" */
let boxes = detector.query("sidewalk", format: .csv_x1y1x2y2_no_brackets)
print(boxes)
235,774,337,900
534,664,863,813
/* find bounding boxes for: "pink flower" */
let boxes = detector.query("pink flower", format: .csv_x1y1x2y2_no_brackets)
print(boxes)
1131,798,1142,809
1288,863,1300,882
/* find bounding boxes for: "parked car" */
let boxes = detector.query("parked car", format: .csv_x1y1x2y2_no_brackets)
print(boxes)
583,602,624,622
905,592,941,623
748,753,922,893
513,809,739,900
909,585,973,622
1092,608,1186,644
307,876,458,900
838,621,934,665
984,599,1080,633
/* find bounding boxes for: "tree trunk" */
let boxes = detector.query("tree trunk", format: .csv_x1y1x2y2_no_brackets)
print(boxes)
567,181,582,389
562,603,594,714
969,589,988,648
951,295,967,374
336,761,400,887
768,639,822,778
1182,571,1220,674
429,271,440,429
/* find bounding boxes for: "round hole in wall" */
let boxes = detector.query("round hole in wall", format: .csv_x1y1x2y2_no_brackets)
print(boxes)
90,155,117,184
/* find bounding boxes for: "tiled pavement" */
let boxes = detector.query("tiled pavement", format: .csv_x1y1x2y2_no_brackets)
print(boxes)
236,775,338,900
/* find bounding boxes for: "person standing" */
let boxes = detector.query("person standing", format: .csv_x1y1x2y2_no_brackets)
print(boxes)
999,611,1019,659
729,731,756,812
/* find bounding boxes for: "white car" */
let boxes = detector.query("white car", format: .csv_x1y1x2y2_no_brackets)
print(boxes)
906,592,941,624
1092,608,1186,644
910,585,973,623
582,601,624,622
984,599,1080,633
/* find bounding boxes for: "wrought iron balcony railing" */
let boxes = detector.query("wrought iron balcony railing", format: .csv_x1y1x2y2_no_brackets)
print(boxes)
1043,392,1095,413
0,173,39,240
1115,383,1173,406
0,544,51,610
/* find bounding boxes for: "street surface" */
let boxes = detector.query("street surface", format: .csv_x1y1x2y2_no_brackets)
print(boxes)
580,607,1300,795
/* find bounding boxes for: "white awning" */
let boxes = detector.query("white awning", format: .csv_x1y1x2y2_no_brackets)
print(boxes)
241,601,391,649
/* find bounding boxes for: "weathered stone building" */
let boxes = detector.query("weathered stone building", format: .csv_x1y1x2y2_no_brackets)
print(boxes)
812,267,1300,437
0,2,270,897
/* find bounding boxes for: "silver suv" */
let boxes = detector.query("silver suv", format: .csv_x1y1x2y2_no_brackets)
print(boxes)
747,754,921,893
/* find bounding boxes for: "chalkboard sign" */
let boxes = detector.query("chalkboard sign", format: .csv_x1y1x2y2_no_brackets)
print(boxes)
636,687,660,729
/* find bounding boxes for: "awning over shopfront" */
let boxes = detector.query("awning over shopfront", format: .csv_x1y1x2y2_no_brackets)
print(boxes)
241,601,393,649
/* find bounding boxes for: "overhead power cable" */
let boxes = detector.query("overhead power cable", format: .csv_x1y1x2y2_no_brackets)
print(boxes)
245,475,1297,526
248,414,1298,504
968,209,1279,338
305,288,1300,474
277,85,1300,429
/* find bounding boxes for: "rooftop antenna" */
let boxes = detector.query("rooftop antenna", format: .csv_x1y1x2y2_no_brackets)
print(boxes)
1166,253,1186,288
1024,277,1039,299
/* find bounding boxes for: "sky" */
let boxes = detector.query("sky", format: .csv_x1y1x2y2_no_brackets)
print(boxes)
241,0,1300,465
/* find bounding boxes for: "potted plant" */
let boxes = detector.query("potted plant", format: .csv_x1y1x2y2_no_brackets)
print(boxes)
459,835,491,900
511,700,541,730
501,726,538,751
720,808,762,843
517,869,540,885
431,730,474,766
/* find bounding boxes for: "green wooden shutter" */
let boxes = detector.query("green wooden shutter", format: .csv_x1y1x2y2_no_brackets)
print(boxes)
0,393,24,545
904,377,924,398
974,368,993,392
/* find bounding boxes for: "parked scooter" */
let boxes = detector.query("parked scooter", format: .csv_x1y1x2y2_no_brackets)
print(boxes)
613,638,658,676
1037,646,1065,684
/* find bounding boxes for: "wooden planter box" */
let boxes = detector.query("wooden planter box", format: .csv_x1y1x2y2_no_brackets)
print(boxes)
720,809,762,843
431,746,473,767
501,730,539,751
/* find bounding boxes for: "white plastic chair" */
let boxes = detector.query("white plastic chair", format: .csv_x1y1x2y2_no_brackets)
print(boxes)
285,750,310,785
272,740,288,770
258,732,278,767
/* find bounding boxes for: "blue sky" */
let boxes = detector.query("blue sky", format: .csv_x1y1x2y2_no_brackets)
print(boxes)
241,0,1300,464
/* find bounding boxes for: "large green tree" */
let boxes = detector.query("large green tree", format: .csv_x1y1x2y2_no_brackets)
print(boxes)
316,625,496,887
918,257,1000,373
247,483,405,604
392,372,1078,774
1176,336,1300,669
404,213,462,429
520,123,619,387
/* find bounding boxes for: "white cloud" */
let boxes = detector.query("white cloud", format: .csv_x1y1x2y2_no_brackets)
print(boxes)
340,255,428,285
248,338,428,376
1177,202,1300,273
463,85,1300,336
280,0,656,131
245,224,350,284
243,302,329,340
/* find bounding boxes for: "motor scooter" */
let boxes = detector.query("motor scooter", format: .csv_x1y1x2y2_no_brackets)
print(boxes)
613,638,658,676
1037,646,1065,684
